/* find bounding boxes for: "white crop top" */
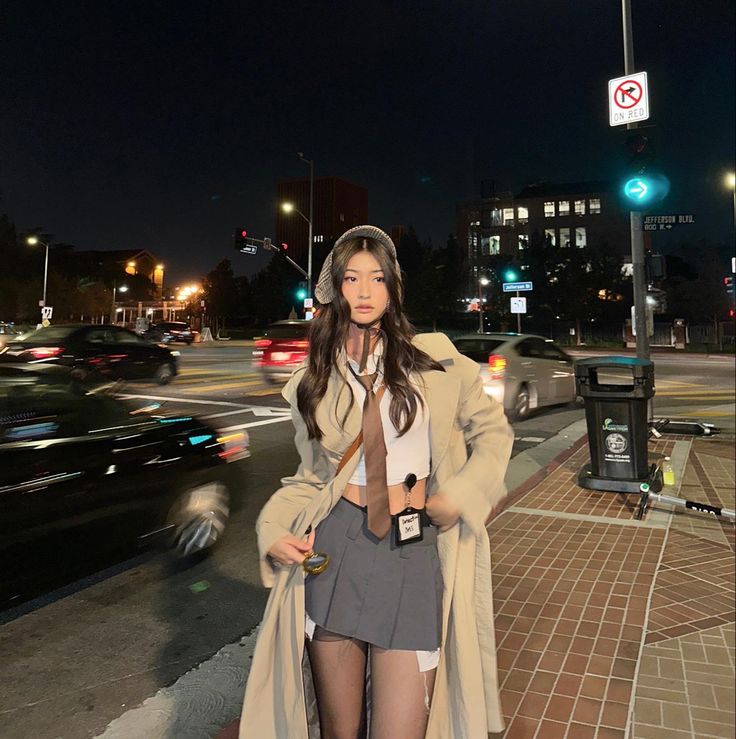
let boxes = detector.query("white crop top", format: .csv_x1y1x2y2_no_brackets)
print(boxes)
345,347,431,486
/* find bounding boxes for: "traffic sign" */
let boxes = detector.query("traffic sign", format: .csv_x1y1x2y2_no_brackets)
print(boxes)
241,244,258,255
303,298,313,309
609,72,649,126
510,297,527,314
41,306,53,320
643,214,695,231
502,281,533,292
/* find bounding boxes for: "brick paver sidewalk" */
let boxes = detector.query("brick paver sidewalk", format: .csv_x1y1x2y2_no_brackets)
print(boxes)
491,436,735,739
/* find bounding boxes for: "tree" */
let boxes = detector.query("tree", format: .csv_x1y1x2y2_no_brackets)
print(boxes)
202,259,239,334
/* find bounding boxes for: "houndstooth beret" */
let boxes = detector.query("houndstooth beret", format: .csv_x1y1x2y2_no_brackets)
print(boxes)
314,225,397,304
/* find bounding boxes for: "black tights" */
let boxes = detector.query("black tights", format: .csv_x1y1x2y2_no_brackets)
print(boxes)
306,627,436,739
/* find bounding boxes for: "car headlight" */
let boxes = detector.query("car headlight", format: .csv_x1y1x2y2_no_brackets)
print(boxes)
170,350,181,357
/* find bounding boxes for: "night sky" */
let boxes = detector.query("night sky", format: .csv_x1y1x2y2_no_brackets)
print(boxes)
2,1,734,285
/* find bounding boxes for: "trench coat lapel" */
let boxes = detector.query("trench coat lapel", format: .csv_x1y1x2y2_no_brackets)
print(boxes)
314,369,362,457
421,367,462,472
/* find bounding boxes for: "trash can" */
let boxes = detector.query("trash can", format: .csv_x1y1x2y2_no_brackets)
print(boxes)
575,356,659,493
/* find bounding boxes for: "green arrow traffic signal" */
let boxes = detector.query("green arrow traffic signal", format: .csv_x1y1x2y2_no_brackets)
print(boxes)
622,174,669,207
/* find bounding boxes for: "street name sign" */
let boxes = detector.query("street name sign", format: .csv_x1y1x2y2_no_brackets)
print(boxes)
510,297,527,314
643,214,695,231
608,71,649,126
503,281,533,292
241,244,258,255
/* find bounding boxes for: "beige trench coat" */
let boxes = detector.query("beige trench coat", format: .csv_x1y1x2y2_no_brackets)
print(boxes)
239,333,513,738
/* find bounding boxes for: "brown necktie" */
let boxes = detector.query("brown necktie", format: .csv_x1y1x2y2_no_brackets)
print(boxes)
354,372,391,539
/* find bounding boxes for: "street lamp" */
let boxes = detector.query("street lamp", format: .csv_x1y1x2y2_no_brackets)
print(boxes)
478,276,490,333
297,152,314,299
111,283,128,323
26,235,50,310
281,199,313,298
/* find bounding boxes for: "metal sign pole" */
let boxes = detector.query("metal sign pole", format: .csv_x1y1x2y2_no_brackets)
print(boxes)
516,290,521,333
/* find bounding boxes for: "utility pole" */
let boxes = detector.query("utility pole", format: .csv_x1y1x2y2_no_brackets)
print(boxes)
297,153,314,298
622,0,649,362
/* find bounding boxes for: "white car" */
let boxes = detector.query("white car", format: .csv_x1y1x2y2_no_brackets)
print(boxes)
452,333,577,420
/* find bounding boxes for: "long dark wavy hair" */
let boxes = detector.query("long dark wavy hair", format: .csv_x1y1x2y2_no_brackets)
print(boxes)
296,236,445,441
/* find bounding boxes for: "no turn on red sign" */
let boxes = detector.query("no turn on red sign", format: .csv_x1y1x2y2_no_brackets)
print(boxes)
608,71,649,126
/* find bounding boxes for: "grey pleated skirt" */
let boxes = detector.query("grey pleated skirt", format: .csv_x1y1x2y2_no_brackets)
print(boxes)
304,497,444,651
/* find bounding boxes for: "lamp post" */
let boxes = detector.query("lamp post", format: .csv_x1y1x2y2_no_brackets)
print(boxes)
726,172,735,232
281,200,313,298
26,236,50,310
111,283,128,323
297,152,314,298
477,276,490,333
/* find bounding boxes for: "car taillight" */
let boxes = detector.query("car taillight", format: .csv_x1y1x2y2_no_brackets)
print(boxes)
293,340,309,349
255,339,272,348
216,431,250,462
28,346,64,360
488,354,506,378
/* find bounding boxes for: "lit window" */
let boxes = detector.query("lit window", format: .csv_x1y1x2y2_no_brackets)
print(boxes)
544,201,555,218
560,227,571,247
558,200,570,216
503,208,514,225
340,213,345,222
544,228,555,246
574,199,586,215
576,227,587,248
521,264,529,271
491,209,503,226
589,198,601,214
481,235,500,255
518,234,529,251
517,206,529,223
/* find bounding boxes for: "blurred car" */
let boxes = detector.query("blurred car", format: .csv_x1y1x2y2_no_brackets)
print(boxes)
0,323,25,349
452,333,576,420
253,320,310,383
0,363,249,608
142,321,196,345
0,324,179,384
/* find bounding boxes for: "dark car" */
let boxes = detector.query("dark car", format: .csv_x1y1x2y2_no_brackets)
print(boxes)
143,321,195,345
253,320,310,383
0,324,179,384
0,364,249,608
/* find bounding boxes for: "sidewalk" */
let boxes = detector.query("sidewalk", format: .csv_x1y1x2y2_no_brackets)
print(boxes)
213,430,734,739
489,433,734,739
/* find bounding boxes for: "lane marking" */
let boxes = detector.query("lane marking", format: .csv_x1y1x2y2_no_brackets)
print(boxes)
515,436,547,443
217,417,292,431
178,380,262,393
118,394,247,407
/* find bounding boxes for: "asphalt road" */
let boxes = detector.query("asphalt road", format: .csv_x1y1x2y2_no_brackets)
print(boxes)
1,342,733,738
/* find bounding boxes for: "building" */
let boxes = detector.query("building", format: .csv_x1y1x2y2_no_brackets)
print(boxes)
456,181,630,292
59,248,165,297
275,176,369,271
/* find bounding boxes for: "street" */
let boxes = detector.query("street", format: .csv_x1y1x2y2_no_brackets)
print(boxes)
0,341,733,739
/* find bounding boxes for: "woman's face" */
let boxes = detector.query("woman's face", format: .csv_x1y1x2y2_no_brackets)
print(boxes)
340,250,389,325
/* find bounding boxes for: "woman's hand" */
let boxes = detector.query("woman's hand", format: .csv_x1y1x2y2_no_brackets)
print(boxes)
426,493,460,532
267,530,315,567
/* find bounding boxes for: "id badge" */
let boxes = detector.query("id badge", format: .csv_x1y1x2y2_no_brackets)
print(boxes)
394,506,424,545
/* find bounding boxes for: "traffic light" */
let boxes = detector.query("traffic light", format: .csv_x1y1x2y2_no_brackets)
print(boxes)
504,268,519,282
622,133,669,208
233,228,248,250
725,276,735,295
296,281,308,300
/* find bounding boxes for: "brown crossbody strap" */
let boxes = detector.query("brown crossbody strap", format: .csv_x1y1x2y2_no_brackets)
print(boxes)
335,384,386,474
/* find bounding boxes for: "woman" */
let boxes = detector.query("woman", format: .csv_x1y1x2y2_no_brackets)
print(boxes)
239,225,513,739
